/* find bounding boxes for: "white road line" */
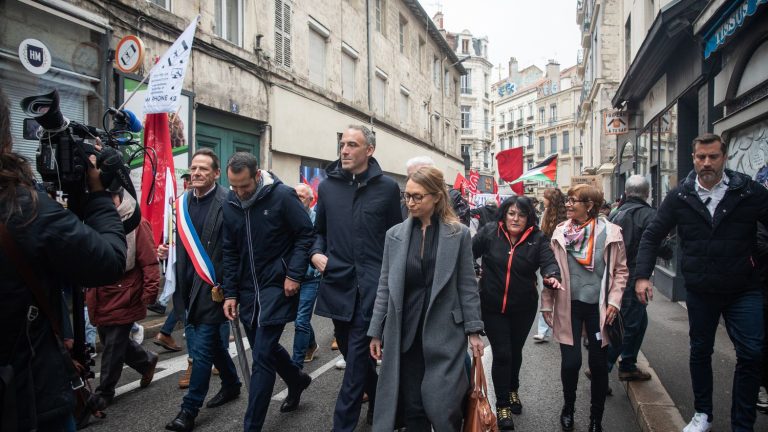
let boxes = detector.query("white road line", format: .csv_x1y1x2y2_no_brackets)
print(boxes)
271,354,343,401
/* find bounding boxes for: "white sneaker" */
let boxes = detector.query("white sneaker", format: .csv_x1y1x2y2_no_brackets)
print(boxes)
532,334,549,343
758,386,768,413
682,412,712,432
130,324,145,345
335,358,347,370
376,359,382,366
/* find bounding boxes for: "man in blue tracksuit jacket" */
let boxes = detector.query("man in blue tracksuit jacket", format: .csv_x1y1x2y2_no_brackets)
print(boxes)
310,125,403,431
221,152,315,432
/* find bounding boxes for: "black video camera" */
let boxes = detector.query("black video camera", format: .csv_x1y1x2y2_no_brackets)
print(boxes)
21,90,140,215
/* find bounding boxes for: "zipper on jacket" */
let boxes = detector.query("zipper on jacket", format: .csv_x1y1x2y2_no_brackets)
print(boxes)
244,208,261,327
498,225,534,314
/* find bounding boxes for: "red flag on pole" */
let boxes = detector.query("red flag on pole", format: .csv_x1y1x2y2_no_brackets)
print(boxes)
453,173,468,191
140,113,177,245
495,147,524,195
468,170,480,194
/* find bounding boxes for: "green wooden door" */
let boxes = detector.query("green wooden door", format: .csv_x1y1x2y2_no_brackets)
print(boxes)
196,123,260,186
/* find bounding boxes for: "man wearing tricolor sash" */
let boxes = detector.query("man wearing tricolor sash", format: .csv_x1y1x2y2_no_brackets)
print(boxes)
221,152,315,432
163,148,242,432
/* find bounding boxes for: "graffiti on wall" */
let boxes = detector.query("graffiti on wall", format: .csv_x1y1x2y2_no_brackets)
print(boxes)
726,119,768,187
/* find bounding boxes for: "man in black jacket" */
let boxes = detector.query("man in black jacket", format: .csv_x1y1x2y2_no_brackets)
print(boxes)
221,152,315,432
635,133,768,432
163,148,242,432
310,125,402,431
607,175,670,382
0,89,126,431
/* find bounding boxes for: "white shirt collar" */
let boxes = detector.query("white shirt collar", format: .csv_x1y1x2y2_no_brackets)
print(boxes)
695,173,728,193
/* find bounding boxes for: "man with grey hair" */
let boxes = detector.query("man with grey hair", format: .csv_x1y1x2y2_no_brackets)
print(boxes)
405,155,435,176
311,125,402,430
606,175,670,381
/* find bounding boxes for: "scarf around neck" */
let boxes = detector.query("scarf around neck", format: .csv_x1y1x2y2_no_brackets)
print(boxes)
563,218,597,272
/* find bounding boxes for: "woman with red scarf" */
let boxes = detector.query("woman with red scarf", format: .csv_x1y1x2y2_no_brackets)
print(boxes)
542,184,628,432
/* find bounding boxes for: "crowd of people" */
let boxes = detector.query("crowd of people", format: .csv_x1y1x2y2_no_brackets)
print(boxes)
1,82,767,432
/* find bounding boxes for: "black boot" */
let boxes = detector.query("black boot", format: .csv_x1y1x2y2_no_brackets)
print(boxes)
165,409,195,431
589,416,603,432
496,406,515,430
509,391,522,415
560,405,575,431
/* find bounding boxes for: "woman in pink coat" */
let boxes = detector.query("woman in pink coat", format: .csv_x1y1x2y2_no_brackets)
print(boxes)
541,184,628,432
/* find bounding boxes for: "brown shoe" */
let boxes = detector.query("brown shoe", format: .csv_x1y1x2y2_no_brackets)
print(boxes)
212,366,219,375
304,343,319,363
140,352,159,388
178,358,192,389
154,333,182,352
618,368,652,381
331,338,339,351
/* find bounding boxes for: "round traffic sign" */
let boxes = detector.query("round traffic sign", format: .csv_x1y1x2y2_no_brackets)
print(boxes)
115,35,145,74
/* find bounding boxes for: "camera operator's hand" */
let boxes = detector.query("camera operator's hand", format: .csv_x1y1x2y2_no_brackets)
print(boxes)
87,154,105,192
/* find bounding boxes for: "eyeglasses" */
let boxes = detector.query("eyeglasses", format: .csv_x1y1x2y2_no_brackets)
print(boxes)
402,192,433,203
506,210,528,219
565,198,589,205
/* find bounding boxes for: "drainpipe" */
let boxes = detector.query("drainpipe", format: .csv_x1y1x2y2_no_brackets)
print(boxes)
366,0,373,113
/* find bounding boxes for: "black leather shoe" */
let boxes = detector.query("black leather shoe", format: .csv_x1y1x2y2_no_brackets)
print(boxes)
165,409,195,431
560,405,575,431
588,417,603,432
206,385,240,408
280,371,311,412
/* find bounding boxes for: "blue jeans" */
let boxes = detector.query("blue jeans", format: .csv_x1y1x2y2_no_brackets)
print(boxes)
243,322,304,432
607,288,648,372
686,289,764,431
292,279,319,368
181,322,240,416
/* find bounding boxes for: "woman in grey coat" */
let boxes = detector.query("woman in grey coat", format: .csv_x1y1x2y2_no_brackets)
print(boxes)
368,166,485,432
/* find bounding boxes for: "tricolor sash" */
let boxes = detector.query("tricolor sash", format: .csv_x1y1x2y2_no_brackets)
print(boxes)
176,192,217,287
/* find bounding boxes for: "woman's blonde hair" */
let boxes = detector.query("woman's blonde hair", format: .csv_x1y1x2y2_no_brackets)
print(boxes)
407,166,459,227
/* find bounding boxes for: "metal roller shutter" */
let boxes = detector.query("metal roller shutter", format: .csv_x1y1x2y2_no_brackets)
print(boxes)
3,81,86,178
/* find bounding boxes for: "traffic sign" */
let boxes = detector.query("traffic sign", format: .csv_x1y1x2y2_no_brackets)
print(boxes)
115,35,145,74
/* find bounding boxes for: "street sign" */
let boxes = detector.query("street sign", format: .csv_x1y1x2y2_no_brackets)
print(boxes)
18,39,52,75
604,110,629,135
115,35,145,74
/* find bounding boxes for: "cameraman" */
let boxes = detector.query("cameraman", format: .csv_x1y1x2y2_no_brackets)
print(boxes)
0,89,127,430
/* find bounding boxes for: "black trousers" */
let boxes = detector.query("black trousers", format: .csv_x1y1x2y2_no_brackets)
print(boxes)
96,323,154,401
398,333,431,432
332,295,378,432
559,301,608,420
483,302,538,406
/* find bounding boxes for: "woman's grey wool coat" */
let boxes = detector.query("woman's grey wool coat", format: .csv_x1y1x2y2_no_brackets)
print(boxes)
367,218,484,431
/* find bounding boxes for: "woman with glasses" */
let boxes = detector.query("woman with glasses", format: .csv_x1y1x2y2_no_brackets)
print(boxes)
541,184,628,432
368,166,484,432
472,196,561,430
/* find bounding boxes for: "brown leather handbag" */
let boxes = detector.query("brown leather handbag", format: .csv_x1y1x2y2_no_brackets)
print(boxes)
464,351,498,432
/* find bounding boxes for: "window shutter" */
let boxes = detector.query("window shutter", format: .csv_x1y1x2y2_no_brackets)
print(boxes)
283,3,292,67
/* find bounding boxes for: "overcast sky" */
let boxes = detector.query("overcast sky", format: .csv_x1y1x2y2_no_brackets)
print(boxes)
419,0,582,81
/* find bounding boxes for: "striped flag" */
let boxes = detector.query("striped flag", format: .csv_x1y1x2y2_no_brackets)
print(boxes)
510,154,558,185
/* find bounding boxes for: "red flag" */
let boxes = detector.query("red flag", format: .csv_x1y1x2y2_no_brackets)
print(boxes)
468,170,480,194
141,113,176,246
495,147,524,195
453,173,467,191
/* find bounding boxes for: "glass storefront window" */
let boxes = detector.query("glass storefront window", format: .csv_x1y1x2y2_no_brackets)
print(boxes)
656,103,678,273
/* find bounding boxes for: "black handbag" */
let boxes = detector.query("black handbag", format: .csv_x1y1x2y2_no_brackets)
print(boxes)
603,246,624,348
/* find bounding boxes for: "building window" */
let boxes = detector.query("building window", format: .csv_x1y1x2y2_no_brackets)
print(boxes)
550,104,557,123
461,105,471,129
500,112,505,125
374,69,388,112
421,102,428,131
215,0,242,46
375,0,385,33
539,107,545,125
454,79,459,104
433,56,440,88
399,86,410,124
527,102,533,118
148,0,170,9
518,134,523,148
444,71,450,96
275,0,292,68
308,26,328,87
527,131,533,148
341,45,357,99
484,109,489,132
625,16,632,73
398,15,407,54
418,37,425,72
500,137,506,150
461,39,469,54
484,73,489,98
518,106,524,120
461,69,472,94
562,131,570,153
550,134,557,153
538,136,545,156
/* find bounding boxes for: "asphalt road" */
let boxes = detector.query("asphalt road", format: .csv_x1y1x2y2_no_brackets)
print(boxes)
84,314,640,432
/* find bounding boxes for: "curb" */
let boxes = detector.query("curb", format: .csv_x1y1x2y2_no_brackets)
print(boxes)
621,351,687,432
141,316,169,341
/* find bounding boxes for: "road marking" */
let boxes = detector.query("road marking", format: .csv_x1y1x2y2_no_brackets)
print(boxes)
271,354,344,401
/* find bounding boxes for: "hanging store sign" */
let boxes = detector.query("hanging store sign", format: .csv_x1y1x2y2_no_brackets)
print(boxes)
604,110,629,134
703,0,768,59
18,39,52,75
115,35,145,74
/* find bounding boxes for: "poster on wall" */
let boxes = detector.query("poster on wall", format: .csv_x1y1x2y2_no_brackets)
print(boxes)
300,165,327,208
123,77,192,196
726,119,768,187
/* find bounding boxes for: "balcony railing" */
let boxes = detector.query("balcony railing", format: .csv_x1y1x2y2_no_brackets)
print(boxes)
507,121,514,130
573,145,583,157
580,80,592,111
461,87,472,95
499,123,505,130
516,119,523,127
